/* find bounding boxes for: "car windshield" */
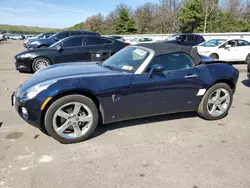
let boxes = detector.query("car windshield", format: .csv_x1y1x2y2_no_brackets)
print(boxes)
35,33,43,38
198,39,226,47
101,46,149,73
166,35,178,41
130,38,138,42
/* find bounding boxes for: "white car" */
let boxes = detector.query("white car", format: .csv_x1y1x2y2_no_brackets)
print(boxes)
11,35,22,40
129,37,154,45
197,39,250,63
0,34,3,41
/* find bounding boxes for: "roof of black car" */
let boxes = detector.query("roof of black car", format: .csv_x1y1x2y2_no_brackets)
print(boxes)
137,42,202,65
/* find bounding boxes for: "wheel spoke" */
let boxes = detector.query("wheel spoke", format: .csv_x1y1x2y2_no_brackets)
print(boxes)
219,94,229,101
217,104,226,113
208,98,216,104
73,126,82,137
78,115,92,122
215,89,221,100
210,104,217,115
56,121,70,135
72,104,81,116
56,110,70,119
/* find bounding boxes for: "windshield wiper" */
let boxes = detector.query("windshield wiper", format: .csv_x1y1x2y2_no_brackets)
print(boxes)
103,65,115,70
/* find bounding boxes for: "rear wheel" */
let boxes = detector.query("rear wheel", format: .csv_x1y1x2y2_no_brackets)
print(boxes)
44,95,99,144
197,83,233,120
209,53,219,60
32,57,50,72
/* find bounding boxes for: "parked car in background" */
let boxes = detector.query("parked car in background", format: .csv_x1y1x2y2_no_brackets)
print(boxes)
0,34,4,42
28,30,100,49
24,32,55,48
108,36,125,42
197,39,250,63
15,35,129,72
163,33,205,46
130,37,154,45
248,60,250,78
12,43,239,143
11,35,23,40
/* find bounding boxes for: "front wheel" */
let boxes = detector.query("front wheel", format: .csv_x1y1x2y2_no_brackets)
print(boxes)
196,83,233,120
245,54,250,64
209,53,219,60
32,57,50,72
44,95,99,144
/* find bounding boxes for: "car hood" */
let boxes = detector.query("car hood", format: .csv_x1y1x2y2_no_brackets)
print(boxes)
20,62,120,91
15,48,54,57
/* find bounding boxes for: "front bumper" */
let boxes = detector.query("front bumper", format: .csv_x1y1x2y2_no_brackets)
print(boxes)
11,91,44,129
15,58,32,72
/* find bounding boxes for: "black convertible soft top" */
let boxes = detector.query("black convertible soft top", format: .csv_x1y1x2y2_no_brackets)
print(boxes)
137,43,202,66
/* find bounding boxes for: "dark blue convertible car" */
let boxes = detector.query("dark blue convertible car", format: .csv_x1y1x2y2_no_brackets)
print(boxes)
12,43,239,144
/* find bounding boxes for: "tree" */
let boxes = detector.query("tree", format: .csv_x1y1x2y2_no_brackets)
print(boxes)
84,13,105,34
178,0,203,33
135,3,157,33
201,0,218,33
104,12,117,35
115,8,136,34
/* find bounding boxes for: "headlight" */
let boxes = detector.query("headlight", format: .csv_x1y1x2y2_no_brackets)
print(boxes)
19,53,35,58
30,41,40,45
26,80,57,99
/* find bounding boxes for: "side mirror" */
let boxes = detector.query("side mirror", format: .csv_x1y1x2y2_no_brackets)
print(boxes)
148,64,165,78
225,44,231,48
54,37,59,41
56,45,62,51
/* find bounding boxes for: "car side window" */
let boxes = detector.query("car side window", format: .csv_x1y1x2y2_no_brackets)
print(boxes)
179,35,187,42
86,37,105,45
145,53,194,73
237,40,250,46
56,32,69,40
187,35,194,41
220,40,237,48
104,38,113,44
63,37,83,47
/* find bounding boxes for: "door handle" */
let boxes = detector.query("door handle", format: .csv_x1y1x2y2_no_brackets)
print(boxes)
184,74,198,79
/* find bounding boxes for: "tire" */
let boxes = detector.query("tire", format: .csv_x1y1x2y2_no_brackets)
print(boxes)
245,54,250,64
196,83,233,120
32,57,51,72
44,95,99,144
209,53,219,60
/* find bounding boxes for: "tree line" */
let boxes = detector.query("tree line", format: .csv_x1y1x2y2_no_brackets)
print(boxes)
70,0,250,34
0,24,59,34
1,0,250,35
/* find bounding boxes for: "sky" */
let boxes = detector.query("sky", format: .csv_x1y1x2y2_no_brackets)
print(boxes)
0,0,158,28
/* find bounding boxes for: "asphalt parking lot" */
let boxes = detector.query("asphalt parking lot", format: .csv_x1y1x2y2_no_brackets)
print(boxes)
1,40,250,188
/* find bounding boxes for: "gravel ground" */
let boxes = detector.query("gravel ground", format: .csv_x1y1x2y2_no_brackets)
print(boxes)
0,40,250,188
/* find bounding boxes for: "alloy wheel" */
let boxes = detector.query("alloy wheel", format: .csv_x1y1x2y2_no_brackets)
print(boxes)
52,102,93,139
33,58,50,71
207,88,231,117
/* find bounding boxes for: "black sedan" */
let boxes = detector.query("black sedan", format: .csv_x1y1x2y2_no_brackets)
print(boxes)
15,35,130,72
12,43,239,144
163,33,205,46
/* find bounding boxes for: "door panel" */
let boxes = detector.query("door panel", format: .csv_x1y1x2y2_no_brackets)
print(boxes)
124,67,203,119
